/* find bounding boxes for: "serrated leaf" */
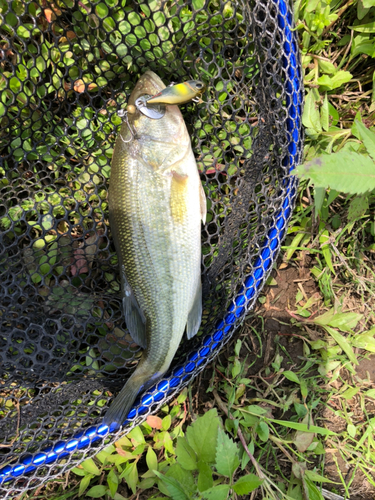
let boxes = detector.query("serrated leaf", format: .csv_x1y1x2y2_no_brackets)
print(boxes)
283,370,300,384
324,326,358,365
166,463,196,498
215,427,240,477
296,151,375,195
146,446,158,472
154,470,191,500
176,437,197,470
201,484,231,500
185,409,219,464
197,461,213,492
348,195,369,223
87,485,108,498
81,458,100,476
233,473,263,495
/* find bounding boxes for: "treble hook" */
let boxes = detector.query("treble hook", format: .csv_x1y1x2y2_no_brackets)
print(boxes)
117,109,136,143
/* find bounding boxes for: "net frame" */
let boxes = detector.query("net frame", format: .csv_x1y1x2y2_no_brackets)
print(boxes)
0,0,303,494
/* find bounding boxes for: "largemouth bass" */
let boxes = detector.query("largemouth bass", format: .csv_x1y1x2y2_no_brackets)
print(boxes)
105,71,206,426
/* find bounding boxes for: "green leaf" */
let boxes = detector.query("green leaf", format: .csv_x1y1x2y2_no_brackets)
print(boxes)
324,326,358,365
347,423,357,438
201,484,231,500
303,476,325,500
166,464,196,498
146,446,158,472
87,485,108,498
349,21,375,33
233,474,263,495
197,461,213,492
304,471,337,484
352,328,375,352
270,420,336,435
326,312,362,332
283,370,300,384
120,462,138,495
319,226,335,275
330,71,352,89
320,94,329,132
154,470,191,500
348,194,369,223
176,437,197,470
356,120,375,161
81,458,100,476
314,187,325,216
294,415,315,453
341,387,359,400
107,469,119,498
72,467,87,477
215,427,240,477
79,474,93,497
296,151,375,195
366,389,375,398
302,91,322,135
256,421,269,442
185,409,219,464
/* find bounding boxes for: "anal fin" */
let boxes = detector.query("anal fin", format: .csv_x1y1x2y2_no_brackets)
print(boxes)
186,280,202,340
122,273,147,349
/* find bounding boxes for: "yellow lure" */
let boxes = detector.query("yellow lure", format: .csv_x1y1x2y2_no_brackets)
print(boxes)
145,80,205,106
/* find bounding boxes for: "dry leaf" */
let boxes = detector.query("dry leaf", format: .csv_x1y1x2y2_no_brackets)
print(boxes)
44,9,56,22
146,415,163,429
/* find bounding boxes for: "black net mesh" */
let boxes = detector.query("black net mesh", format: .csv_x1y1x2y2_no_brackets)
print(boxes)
0,0,303,494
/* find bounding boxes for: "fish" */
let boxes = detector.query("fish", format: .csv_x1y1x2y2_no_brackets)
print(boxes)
105,70,206,426
145,80,205,106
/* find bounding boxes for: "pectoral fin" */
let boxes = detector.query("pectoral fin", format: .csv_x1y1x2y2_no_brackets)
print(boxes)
122,274,147,349
186,281,202,340
200,183,207,224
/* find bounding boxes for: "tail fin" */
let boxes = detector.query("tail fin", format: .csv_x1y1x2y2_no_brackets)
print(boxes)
104,373,145,427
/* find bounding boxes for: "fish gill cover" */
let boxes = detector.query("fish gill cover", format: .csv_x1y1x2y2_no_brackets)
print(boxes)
0,0,303,495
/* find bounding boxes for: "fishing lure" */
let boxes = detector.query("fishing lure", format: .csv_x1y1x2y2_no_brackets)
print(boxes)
145,80,205,106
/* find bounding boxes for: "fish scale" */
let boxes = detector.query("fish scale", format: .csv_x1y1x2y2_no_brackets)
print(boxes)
105,71,206,426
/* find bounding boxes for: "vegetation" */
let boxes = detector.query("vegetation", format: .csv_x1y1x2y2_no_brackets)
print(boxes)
2,0,375,499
